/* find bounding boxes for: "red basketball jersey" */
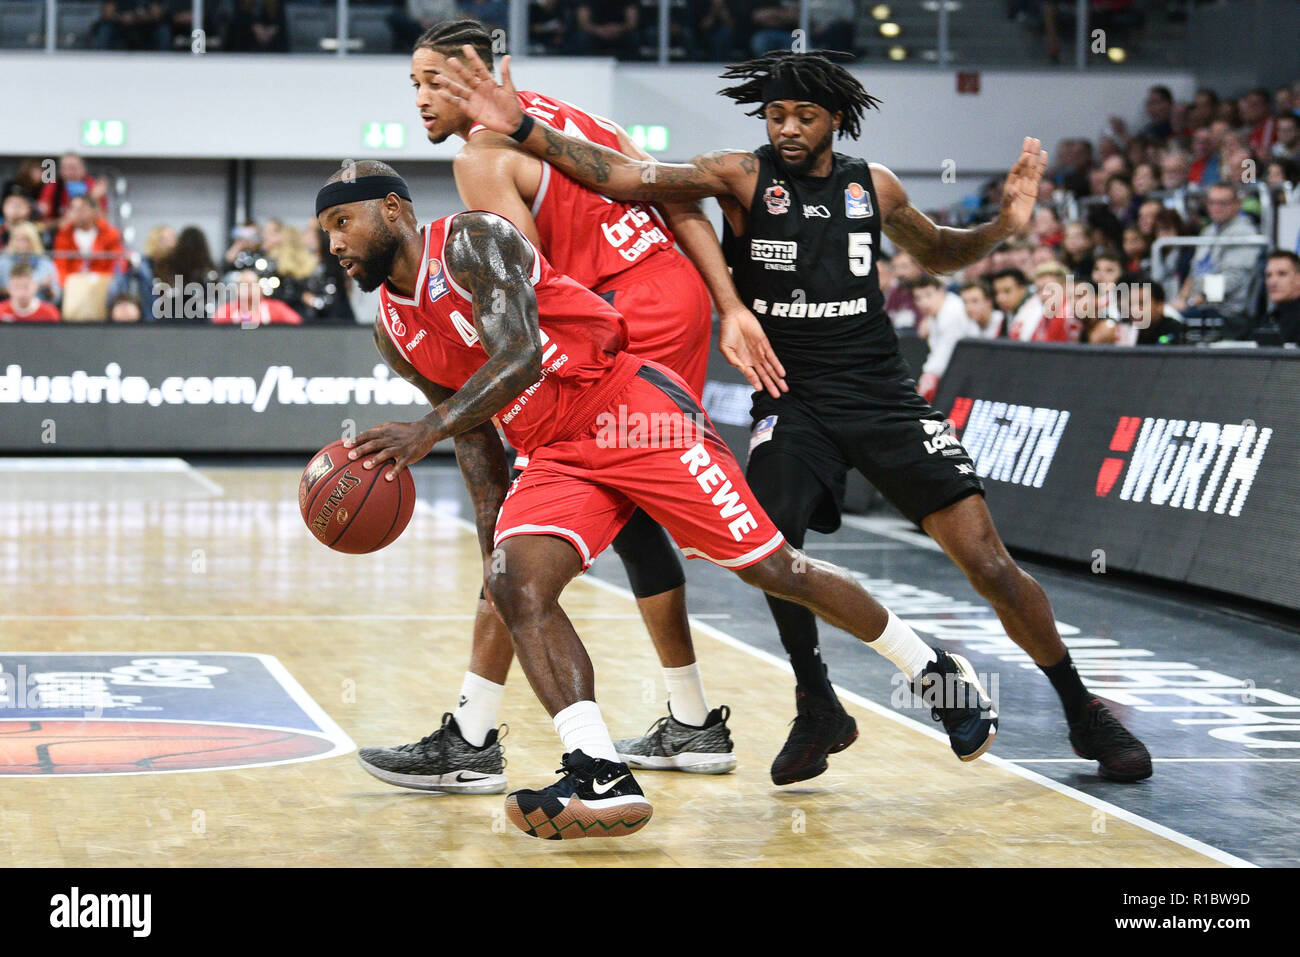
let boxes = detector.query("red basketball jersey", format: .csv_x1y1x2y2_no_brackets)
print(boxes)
470,90,677,289
375,213,632,452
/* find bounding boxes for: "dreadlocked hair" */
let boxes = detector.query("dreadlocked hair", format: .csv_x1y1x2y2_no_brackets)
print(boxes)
415,18,494,69
718,50,881,140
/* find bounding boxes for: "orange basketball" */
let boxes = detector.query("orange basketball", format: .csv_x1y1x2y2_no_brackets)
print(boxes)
299,439,416,554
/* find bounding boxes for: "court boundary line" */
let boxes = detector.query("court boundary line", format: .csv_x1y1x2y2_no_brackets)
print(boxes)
428,506,1254,868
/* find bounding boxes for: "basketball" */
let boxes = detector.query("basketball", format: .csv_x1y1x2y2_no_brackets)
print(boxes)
299,439,416,554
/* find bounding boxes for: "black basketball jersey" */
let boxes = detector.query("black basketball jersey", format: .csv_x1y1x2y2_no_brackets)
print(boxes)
723,144,903,403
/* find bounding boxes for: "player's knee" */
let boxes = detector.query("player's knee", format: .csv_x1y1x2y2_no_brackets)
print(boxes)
964,549,1024,600
484,572,554,631
735,546,802,597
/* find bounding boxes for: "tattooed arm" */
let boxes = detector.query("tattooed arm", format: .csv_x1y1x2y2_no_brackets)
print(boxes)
874,138,1048,275
434,45,757,203
363,320,510,557
348,212,538,492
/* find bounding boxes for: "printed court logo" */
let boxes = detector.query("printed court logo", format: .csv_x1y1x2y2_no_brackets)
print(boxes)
0,653,352,776
1095,415,1271,516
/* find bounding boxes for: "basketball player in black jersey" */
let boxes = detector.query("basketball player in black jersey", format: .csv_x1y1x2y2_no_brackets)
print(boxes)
437,48,1152,784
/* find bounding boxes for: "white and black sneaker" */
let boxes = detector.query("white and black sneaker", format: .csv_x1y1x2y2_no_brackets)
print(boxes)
915,650,998,762
616,704,737,774
505,750,653,840
357,712,507,794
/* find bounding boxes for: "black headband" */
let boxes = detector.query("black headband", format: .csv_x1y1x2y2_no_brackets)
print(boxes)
760,76,840,116
315,175,411,216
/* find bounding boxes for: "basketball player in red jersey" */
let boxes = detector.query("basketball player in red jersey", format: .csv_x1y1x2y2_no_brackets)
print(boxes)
319,163,996,838
358,19,771,790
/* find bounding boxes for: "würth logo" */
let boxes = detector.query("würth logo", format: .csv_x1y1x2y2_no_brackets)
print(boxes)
947,397,1068,488
1096,416,1272,516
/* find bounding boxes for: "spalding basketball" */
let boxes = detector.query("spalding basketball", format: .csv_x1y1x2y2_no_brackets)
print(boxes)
299,439,416,553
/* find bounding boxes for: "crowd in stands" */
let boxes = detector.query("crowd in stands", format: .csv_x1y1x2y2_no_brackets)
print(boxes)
891,77,1300,399
0,152,354,324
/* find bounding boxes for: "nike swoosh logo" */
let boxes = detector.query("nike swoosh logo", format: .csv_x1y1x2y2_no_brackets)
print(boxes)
455,772,488,782
591,774,630,795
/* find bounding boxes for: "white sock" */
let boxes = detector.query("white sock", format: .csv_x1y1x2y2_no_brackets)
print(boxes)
869,611,938,681
453,672,505,748
552,700,619,763
662,663,709,726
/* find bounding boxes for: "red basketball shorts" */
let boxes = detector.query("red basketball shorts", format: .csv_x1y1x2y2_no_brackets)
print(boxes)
493,360,784,571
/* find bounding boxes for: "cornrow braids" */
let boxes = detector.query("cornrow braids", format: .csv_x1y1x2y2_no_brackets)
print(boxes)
718,50,881,140
415,17,494,69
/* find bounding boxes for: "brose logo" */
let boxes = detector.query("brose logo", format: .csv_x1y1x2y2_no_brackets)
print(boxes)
750,239,797,271
1097,416,1271,516
948,397,1069,488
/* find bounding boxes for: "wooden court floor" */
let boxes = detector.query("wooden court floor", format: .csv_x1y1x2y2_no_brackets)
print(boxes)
0,462,1227,867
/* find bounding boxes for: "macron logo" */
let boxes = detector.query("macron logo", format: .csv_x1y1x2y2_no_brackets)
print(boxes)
50,887,151,938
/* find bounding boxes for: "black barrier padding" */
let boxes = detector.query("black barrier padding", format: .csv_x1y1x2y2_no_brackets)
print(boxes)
0,325,427,454
935,339,1300,612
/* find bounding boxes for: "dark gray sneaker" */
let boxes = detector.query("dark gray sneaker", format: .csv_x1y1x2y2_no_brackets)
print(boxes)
357,712,507,793
615,704,737,774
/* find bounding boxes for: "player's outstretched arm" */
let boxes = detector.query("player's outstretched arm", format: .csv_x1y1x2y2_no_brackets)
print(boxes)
434,45,750,203
876,138,1048,275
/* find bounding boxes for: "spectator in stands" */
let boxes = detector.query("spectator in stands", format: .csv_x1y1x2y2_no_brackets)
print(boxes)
153,226,219,321
1030,260,1081,342
301,228,355,322
0,263,60,322
807,0,855,54
1110,86,1174,149
1257,251,1300,345
750,1,798,55
1240,88,1277,156
691,0,741,62
1217,98,1242,129
0,222,60,302
1032,206,1062,247
51,196,125,287
1059,220,1094,276
1091,250,1124,319
224,0,289,53
212,270,302,325
1132,278,1185,345
1105,174,1137,225
1273,114,1300,162
108,293,144,322
1131,162,1159,201
2,159,47,204
913,275,979,402
223,221,264,273
574,2,641,58
1265,158,1300,190
992,267,1042,341
1276,85,1295,117
1151,207,1193,303
1122,227,1150,274
110,224,174,319
528,0,570,55
94,0,172,51
37,154,108,229
1174,183,1261,338
263,224,318,309
1188,126,1222,185
1050,138,1093,197
1136,198,1162,238
1187,88,1219,132
959,279,1003,339
392,0,460,53
0,194,35,248
884,249,922,331
1075,280,1122,344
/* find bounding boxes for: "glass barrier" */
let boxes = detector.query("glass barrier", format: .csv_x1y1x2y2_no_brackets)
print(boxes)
0,0,1196,67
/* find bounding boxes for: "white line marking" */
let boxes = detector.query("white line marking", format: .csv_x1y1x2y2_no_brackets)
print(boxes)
0,456,225,495
423,503,1255,868
0,613,678,622
803,542,907,550
1012,758,1300,764
840,514,943,551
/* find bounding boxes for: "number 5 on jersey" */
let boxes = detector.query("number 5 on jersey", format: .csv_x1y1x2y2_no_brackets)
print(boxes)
848,233,873,277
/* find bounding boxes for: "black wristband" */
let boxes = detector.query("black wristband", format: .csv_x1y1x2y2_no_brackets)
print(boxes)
509,113,535,144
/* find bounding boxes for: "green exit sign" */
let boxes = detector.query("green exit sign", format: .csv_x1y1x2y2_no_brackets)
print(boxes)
628,125,669,152
363,122,406,150
82,119,126,147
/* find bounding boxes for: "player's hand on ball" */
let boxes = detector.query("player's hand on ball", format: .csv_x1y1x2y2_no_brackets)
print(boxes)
720,306,787,398
346,420,439,480
997,136,1048,234
435,45,524,136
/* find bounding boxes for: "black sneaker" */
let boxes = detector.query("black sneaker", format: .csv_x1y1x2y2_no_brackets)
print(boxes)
616,704,737,774
915,650,998,762
770,689,859,786
505,750,653,840
357,713,507,794
1070,698,1153,782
